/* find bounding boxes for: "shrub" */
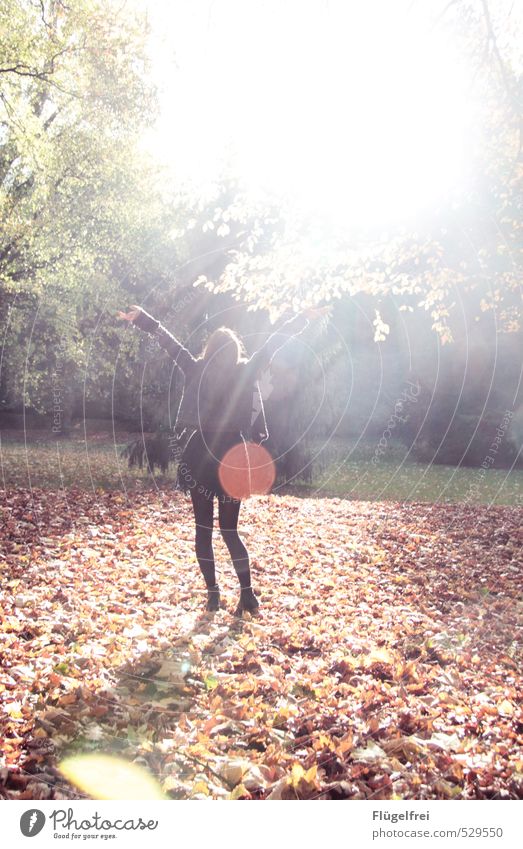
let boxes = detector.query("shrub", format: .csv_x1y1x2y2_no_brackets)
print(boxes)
121,433,172,474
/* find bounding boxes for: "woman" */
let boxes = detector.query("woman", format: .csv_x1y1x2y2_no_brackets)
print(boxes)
117,302,328,616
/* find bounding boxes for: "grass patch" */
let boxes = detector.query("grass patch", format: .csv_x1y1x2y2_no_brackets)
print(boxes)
0,436,175,491
308,461,523,504
286,437,523,505
1,434,521,504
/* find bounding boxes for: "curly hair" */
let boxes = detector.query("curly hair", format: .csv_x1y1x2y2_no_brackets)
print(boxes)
198,326,248,366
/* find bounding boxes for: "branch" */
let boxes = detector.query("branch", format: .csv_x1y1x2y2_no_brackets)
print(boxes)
0,63,49,77
480,0,512,94
0,41,87,99
430,0,461,30
480,0,523,164
43,108,59,130
180,753,231,790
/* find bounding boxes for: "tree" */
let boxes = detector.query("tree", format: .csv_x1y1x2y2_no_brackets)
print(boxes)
0,0,156,426
197,0,522,343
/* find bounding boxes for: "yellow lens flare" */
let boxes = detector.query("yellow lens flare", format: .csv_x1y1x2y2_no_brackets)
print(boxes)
59,754,166,800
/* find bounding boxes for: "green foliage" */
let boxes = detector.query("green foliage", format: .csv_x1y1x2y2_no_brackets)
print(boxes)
0,0,155,291
0,0,157,413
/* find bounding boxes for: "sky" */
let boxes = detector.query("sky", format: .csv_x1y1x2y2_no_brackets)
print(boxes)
140,0,490,226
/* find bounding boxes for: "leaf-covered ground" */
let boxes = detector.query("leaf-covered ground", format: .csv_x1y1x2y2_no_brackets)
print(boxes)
1,488,522,800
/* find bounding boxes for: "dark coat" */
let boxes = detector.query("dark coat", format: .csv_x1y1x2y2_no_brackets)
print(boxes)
132,309,309,440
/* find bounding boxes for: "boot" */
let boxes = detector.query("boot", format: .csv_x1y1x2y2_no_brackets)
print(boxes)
235,587,260,617
206,585,220,612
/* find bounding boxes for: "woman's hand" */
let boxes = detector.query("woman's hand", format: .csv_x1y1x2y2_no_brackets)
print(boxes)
117,305,142,323
302,305,331,321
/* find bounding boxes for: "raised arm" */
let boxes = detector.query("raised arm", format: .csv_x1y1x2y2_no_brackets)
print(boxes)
117,306,197,373
245,307,330,375
245,313,309,375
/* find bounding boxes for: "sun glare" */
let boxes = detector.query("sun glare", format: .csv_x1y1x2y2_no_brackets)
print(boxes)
145,0,475,226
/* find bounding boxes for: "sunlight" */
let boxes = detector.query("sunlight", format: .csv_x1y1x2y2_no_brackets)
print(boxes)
144,0,475,225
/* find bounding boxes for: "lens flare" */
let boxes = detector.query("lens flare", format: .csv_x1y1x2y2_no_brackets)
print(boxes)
218,441,276,500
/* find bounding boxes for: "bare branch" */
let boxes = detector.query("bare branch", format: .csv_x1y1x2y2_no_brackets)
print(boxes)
480,0,523,165
0,63,82,99
480,0,513,95
430,0,462,30
43,108,59,130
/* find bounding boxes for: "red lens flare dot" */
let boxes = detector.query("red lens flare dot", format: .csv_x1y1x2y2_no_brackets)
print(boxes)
218,441,276,500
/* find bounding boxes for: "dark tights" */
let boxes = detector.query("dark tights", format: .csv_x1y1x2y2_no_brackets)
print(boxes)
190,488,251,591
